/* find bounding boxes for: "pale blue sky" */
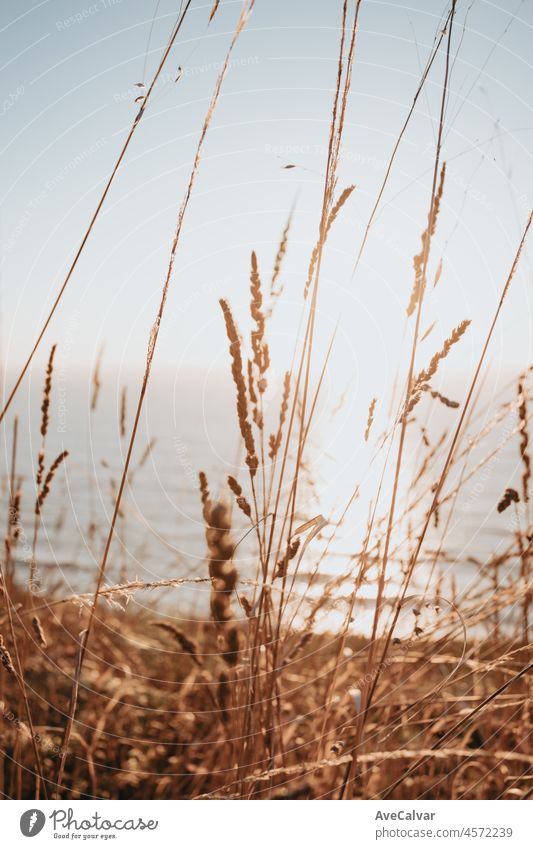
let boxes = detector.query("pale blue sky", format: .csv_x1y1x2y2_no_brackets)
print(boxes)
1,0,533,395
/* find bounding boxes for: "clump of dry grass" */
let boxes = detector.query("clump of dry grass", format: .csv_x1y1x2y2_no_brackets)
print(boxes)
1,585,530,801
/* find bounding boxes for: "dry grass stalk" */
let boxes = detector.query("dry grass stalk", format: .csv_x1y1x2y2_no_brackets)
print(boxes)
239,595,253,617
304,185,356,299
119,387,127,438
517,381,531,502
268,372,291,459
350,7,460,797
90,345,104,411
405,320,471,417
31,615,47,648
0,635,15,675
274,538,300,579
364,397,376,441
247,359,258,406
250,251,270,381
219,298,258,477
256,8,363,766
420,321,436,343
150,621,202,666
282,629,312,666
199,471,212,524
40,345,57,439
406,163,446,317
137,438,157,470
425,387,460,409
9,490,21,540
270,208,293,298
35,451,69,516
199,474,240,667
209,0,221,23
227,475,252,518
415,320,471,386
327,184,356,230
217,670,230,723
352,3,457,277
433,258,443,288
36,450,45,490
3,418,20,602
56,629,87,794
497,487,520,513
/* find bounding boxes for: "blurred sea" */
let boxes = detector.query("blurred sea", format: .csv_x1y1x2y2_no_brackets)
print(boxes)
1,363,526,635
